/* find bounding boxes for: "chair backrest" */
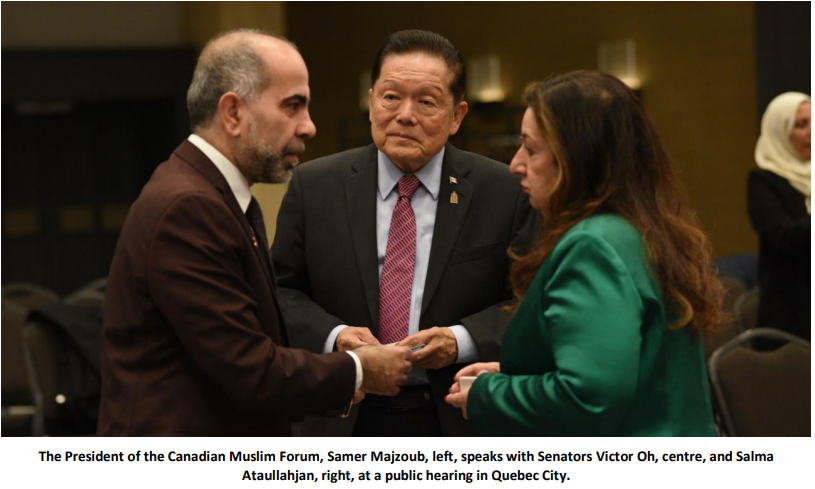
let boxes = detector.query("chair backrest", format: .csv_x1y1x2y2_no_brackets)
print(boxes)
703,276,747,360
2,283,60,310
734,287,760,331
64,289,105,307
23,315,101,436
1,303,32,406
708,328,810,436
2,303,37,435
714,253,759,290
74,277,107,295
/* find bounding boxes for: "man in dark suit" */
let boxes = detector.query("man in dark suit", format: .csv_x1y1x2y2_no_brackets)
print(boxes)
97,30,411,436
273,30,536,436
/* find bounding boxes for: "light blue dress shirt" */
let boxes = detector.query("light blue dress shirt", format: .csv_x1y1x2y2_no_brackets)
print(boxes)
323,149,478,384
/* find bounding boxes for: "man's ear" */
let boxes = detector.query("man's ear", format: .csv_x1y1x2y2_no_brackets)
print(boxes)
368,88,374,123
449,100,469,135
218,92,244,137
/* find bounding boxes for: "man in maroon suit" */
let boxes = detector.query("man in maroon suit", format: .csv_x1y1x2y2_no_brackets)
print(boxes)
97,30,410,436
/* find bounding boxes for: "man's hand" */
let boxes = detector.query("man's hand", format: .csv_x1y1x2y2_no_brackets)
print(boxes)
399,326,458,369
336,326,380,352
354,344,411,396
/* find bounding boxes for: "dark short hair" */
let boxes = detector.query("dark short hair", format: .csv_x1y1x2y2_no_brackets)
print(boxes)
370,29,466,103
187,29,293,131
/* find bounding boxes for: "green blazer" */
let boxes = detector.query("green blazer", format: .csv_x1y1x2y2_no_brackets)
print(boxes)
468,214,718,436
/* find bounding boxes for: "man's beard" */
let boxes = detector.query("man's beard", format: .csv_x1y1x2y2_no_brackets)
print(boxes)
238,123,301,185
248,140,294,184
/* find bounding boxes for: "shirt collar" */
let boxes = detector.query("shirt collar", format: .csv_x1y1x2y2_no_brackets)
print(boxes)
377,147,444,201
188,134,253,213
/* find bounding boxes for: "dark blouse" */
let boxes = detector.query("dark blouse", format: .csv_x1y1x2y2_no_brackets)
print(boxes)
747,169,811,340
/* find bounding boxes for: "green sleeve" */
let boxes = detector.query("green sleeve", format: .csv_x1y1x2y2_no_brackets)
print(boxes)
468,231,644,436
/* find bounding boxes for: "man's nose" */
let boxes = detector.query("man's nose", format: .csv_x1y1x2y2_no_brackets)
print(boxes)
298,111,317,139
395,101,418,125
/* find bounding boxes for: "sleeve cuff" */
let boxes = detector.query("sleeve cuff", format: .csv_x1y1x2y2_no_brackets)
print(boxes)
345,351,363,390
449,324,478,364
323,324,348,353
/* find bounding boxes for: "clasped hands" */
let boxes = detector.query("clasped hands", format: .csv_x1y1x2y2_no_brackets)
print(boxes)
336,325,458,403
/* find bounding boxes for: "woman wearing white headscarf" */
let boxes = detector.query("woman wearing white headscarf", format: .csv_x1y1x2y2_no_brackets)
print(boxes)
748,92,811,340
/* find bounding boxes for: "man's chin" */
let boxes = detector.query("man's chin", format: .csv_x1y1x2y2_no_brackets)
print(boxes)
264,167,294,185
381,147,428,173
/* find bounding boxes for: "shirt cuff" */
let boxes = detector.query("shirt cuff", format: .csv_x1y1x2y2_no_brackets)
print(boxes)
449,324,478,363
345,351,363,390
323,324,348,353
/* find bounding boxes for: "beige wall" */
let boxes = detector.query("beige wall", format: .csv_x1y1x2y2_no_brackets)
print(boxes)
287,2,758,256
1,1,185,48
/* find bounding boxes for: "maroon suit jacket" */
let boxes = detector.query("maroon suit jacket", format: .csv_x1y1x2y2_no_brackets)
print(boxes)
97,140,355,436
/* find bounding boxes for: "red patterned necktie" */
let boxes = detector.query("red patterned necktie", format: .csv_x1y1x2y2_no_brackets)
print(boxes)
378,174,421,344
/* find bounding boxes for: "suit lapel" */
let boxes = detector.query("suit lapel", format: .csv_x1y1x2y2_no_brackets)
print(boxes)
173,140,277,298
422,144,473,317
345,145,381,330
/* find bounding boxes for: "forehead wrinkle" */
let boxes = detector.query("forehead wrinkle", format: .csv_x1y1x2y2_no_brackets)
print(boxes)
379,78,444,95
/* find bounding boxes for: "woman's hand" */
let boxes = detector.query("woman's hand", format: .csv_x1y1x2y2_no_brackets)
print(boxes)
454,362,500,380
445,362,500,420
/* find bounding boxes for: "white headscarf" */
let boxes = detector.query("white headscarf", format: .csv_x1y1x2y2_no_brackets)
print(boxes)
755,92,811,200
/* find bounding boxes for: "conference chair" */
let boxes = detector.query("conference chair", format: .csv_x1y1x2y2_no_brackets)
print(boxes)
23,304,102,436
65,289,105,307
703,276,747,361
734,287,760,332
1,282,59,310
1,302,35,435
74,277,107,295
708,328,810,437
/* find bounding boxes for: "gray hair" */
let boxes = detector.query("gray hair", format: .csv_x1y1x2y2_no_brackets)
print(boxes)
187,29,290,131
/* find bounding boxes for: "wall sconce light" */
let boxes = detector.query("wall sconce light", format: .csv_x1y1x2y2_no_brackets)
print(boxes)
467,55,505,103
598,40,641,90
359,70,371,112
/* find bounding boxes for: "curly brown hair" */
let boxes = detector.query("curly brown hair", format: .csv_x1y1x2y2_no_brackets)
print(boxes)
510,71,725,334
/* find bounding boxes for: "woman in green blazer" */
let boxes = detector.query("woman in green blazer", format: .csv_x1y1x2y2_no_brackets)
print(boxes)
445,71,724,436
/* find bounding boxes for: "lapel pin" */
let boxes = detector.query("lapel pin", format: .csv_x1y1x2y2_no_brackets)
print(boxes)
252,235,260,249
450,191,459,204
449,176,458,184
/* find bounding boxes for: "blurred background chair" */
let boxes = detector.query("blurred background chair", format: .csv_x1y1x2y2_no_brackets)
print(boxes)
704,276,748,361
714,252,759,291
734,287,760,332
23,301,103,436
65,288,106,307
74,277,108,295
2,283,60,310
708,328,810,436
1,302,36,435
